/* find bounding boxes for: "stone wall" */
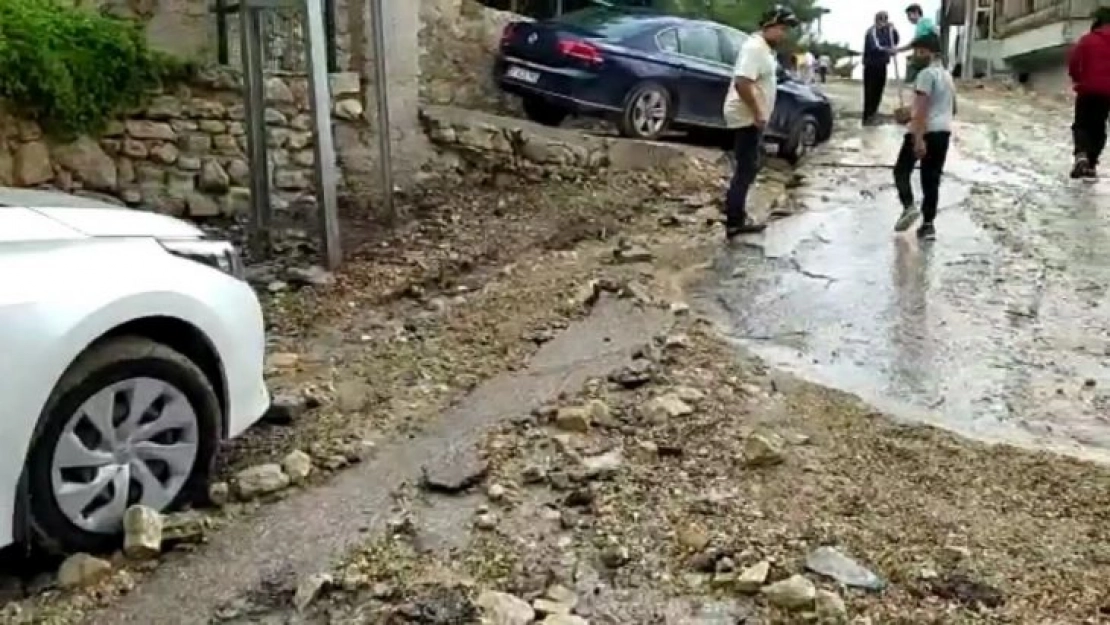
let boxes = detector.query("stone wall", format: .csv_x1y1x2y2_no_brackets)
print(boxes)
0,68,367,219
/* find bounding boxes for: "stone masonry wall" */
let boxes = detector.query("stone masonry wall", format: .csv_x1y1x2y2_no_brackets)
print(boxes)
0,68,367,219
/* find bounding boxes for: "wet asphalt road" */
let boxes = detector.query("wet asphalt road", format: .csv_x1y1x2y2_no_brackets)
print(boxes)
700,82,1110,462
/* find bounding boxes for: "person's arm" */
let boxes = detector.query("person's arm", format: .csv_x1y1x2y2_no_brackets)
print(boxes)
911,69,934,147
1069,35,1087,84
863,28,878,57
732,46,766,124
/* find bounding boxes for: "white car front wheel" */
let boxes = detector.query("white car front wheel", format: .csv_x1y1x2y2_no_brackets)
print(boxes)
23,336,220,553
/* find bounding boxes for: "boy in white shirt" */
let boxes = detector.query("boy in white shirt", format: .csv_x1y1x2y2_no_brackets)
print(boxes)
722,6,799,238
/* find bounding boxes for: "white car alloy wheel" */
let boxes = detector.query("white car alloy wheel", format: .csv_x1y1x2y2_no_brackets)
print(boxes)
50,377,200,534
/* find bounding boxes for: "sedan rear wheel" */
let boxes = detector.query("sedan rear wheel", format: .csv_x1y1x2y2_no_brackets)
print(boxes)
24,336,220,553
619,83,671,140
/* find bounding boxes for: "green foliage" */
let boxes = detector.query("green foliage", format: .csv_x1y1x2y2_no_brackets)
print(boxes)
653,0,825,33
0,0,191,138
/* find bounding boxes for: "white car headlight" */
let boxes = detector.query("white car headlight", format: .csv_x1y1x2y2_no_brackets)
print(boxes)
159,238,246,280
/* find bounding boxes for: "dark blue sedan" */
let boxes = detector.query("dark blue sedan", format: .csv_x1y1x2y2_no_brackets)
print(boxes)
494,6,834,163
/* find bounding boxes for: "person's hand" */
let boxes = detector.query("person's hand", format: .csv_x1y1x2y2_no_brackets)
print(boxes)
914,136,927,158
754,111,768,129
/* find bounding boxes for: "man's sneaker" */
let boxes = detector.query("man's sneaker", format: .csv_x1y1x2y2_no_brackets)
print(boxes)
1083,164,1099,179
894,206,920,232
916,222,936,241
726,222,768,239
1071,156,1092,179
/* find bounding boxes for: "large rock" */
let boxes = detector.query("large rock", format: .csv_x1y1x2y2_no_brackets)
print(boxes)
14,141,53,186
123,505,163,559
126,120,176,141
234,463,291,499
57,553,112,589
198,158,230,193
761,575,816,611
282,449,314,485
476,590,534,625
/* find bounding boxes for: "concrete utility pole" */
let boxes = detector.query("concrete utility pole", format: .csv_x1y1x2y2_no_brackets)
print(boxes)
962,0,975,78
368,0,395,223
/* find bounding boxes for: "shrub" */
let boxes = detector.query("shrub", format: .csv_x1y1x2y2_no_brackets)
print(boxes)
0,0,191,138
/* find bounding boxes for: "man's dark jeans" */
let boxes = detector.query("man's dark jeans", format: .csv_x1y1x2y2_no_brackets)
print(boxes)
725,125,763,228
1073,93,1110,166
862,64,888,121
894,131,951,224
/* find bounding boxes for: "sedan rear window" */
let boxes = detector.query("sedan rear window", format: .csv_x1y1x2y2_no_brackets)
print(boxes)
556,7,651,39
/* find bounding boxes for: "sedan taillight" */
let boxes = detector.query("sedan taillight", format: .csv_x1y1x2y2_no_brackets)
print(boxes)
557,39,602,64
500,22,517,47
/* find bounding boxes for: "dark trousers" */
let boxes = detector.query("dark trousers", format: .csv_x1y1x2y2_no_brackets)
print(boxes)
894,132,952,224
862,64,888,120
725,126,763,227
1073,93,1110,166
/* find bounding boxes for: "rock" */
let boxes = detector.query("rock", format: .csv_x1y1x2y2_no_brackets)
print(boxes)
643,394,694,423
761,575,816,611
600,545,630,569
541,616,588,625
476,590,534,625
187,192,221,218
208,482,230,507
265,77,295,104
585,399,615,427
126,120,176,141
609,359,655,389
263,393,309,425
328,72,361,97
579,449,622,479
542,585,578,611
162,510,210,544
475,512,499,530
487,483,507,502
146,95,184,119
198,158,230,193
293,572,333,611
234,463,290,499
555,406,591,433
149,142,179,165
613,245,654,264
52,136,117,191
57,553,111,589
677,525,710,551
287,265,335,287
14,141,53,186
334,99,364,120
815,589,848,623
268,352,300,369
805,546,885,591
282,450,313,485
674,386,706,404
422,451,489,494
742,434,785,467
123,505,163,559
736,560,770,594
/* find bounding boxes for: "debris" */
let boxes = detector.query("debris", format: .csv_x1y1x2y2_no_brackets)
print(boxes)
579,449,623,480
476,590,534,625
815,589,848,623
475,512,499,530
293,573,333,612
609,359,655,389
736,560,770,594
123,505,163,559
613,245,654,264
487,483,507,502
643,394,694,423
57,553,112,589
281,450,314,485
162,510,211,545
555,406,591,433
234,463,291,499
806,546,885,591
208,481,231,507
742,434,785,467
421,451,489,494
761,574,816,611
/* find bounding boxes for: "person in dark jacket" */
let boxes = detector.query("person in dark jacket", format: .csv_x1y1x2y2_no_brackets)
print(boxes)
862,11,900,125
1069,7,1110,178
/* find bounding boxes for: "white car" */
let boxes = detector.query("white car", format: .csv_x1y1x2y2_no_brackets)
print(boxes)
0,188,270,553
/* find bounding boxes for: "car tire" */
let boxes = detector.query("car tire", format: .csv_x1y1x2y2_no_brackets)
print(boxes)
782,113,820,166
522,97,569,127
23,336,221,553
619,82,672,140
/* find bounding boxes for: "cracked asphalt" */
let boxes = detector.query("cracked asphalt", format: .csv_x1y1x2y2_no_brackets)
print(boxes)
699,81,1110,462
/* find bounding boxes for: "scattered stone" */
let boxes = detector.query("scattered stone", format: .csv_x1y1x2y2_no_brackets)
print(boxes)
609,359,655,389
543,585,578,610
422,451,489,494
541,615,589,625
293,572,333,612
476,590,534,625
806,546,886,591
262,393,308,425
208,482,230,507
670,302,690,315
742,434,785,467
613,245,654,264
287,265,335,288
579,449,623,480
643,394,694,423
57,553,112,589
335,379,373,412
234,463,291,499
533,597,571,616
674,386,706,404
736,560,771,594
663,334,690,350
585,399,616,427
281,450,314,485
487,483,507,502
123,505,163,559
600,545,631,569
522,465,547,484
162,510,211,545
555,406,591,433
268,352,300,369
815,589,848,623
677,525,710,551
928,573,1004,609
761,574,816,611
475,512,499,530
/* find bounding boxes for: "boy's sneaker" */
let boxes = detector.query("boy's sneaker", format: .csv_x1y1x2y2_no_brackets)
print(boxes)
894,206,920,232
1071,156,1092,179
916,222,936,241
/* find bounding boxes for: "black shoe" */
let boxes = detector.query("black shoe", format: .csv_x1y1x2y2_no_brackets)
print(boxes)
916,222,936,241
1071,156,1091,179
1083,164,1098,179
726,222,768,239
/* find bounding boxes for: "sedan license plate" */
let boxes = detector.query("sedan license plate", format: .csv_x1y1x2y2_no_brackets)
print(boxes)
506,66,540,84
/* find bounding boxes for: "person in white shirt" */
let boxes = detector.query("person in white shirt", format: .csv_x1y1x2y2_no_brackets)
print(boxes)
817,54,831,83
722,6,799,238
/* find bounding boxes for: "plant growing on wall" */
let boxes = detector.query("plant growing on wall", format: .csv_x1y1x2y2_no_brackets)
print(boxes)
0,0,192,139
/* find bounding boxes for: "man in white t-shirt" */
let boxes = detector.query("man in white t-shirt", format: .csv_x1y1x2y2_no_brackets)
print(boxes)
722,6,799,238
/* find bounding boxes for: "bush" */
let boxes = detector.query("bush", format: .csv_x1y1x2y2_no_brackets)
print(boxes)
0,0,191,138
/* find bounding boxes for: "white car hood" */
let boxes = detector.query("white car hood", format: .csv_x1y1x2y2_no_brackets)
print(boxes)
32,207,204,239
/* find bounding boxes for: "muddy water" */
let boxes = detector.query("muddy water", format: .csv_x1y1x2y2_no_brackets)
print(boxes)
699,89,1110,462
